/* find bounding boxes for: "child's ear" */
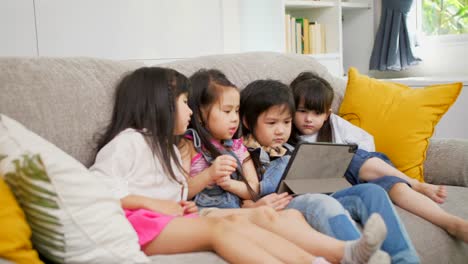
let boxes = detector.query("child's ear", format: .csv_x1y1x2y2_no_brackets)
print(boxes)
199,107,208,124
242,117,249,130
327,108,332,118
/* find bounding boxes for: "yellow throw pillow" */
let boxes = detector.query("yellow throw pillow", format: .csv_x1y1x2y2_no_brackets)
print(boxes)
0,172,43,264
339,68,462,182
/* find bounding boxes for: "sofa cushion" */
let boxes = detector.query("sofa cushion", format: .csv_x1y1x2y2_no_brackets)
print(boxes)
339,68,461,182
397,186,468,263
0,115,148,264
0,174,43,264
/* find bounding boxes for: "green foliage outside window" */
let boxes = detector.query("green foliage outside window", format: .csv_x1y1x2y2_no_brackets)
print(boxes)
422,0,468,35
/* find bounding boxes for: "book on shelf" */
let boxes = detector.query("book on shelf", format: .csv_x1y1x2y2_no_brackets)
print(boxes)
296,18,310,54
290,16,296,53
285,14,291,53
309,21,326,54
296,22,302,54
284,14,326,55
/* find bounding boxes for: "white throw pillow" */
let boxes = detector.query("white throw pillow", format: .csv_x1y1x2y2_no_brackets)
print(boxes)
0,114,148,264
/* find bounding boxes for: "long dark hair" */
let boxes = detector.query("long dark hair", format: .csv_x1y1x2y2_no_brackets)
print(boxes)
188,69,257,200
289,71,334,145
95,67,190,182
240,79,295,177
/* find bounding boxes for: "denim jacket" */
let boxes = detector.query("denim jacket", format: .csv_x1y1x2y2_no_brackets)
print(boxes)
244,136,294,197
185,129,242,209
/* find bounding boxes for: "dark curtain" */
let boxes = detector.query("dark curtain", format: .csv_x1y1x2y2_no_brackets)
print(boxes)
369,0,421,71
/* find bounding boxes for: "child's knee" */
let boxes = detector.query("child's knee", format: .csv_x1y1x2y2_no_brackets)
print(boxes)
290,193,346,217
389,182,410,196
224,214,250,225
252,206,280,222
357,183,388,197
280,208,304,220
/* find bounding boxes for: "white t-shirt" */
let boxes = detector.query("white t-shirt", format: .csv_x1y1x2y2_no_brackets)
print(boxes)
299,113,375,152
90,128,188,202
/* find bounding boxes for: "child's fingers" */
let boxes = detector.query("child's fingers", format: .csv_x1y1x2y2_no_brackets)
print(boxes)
216,175,230,184
183,203,198,214
218,155,238,168
273,197,291,210
186,206,198,214
179,200,190,207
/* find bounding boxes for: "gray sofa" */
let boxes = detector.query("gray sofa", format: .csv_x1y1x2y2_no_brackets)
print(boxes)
1,52,467,263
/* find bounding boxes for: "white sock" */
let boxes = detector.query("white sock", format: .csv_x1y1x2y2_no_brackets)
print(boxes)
341,213,387,264
312,257,332,264
368,250,391,264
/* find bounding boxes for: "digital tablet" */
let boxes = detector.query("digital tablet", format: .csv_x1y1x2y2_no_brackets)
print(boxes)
276,142,357,195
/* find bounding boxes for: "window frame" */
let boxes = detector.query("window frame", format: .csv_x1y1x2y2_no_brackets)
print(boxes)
414,0,468,46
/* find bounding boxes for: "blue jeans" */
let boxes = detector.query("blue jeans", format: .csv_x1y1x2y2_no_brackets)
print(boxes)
287,184,419,264
346,149,410,192
261,154,420,263
332,184,420,263
287,193,361,240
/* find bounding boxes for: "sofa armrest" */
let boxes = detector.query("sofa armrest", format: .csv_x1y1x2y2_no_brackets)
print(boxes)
424,138,468,187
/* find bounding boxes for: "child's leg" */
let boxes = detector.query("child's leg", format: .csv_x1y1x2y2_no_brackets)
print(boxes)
389,182,468,243
202,206,389,263
143,216,317,264
247,206,388,264
359,157,447,203
286,193,361,240
332,184,420,264
224,214,323,263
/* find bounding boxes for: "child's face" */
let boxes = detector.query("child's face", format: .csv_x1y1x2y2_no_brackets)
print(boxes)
202,86,240,141
253,105,292,149
174,93,193,135
294,102,330,135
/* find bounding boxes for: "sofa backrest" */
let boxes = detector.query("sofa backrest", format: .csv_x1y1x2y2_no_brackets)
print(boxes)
162,52,346,109
0,57,141,166
0,52,346,167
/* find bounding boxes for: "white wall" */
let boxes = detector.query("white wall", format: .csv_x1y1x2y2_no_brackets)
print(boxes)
0,0,37,56
342,6,374,76
0,0,233,61
238,0,284,52
34,0,224,60
0,0,285,60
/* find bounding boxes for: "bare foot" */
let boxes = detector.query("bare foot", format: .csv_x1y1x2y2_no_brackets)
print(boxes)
414,182,447,204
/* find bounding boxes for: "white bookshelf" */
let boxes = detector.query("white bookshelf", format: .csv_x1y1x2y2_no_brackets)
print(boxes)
285,1,337,9
283,0,373,76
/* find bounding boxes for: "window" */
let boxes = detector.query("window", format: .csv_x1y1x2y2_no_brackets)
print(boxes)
416,0,468,37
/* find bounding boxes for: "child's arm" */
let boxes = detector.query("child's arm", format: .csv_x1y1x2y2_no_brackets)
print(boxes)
121,194,185,216
334,114,375,152
179,139,210,199
242,192,293,211
179,139,237,199
216,154,260,200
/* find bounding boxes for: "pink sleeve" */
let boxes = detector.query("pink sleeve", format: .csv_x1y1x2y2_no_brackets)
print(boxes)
232,139,249,163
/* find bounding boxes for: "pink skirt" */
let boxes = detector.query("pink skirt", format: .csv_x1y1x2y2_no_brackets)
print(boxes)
125,209,197,246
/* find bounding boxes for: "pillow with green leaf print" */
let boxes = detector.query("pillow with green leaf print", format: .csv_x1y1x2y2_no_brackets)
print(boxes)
0,114,148,264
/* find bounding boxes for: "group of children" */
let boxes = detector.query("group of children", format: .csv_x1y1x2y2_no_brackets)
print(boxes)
89,65,468,264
